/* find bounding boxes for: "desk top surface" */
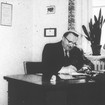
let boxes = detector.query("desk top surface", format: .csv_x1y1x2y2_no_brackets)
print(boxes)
4,74,95,86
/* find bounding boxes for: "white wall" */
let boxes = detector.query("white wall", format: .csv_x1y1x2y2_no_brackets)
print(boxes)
32,0,68,61
0,0,68,105
0,0,33,105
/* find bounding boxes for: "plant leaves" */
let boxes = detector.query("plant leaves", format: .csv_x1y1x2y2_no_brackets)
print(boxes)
82,25,89,35
89,19,93,32
82,8,105,45
85,36,90,41
98,8,101,22
94,15,97,23
101,16,103,28
82,25,91,41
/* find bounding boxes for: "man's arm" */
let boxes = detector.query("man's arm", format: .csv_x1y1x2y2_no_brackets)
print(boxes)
42,43,61,81
78,49,94,73
42,44,53,80
70,47,94,71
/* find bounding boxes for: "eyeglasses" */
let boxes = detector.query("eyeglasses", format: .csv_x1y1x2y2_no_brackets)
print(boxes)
65,37,77,46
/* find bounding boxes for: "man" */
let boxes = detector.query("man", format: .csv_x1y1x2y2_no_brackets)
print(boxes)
42,30,94,81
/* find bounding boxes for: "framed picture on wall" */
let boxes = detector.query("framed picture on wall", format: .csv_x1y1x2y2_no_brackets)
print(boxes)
47,5,55,14
44,28,56,37
0,2,13,26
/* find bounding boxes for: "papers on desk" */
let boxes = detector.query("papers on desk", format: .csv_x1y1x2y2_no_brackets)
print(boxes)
35,73,43,76
58,72,87,80
58,66,87,80
58,73,74,80
58,66,77,74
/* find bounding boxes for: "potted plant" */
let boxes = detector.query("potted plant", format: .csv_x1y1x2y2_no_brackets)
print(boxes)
82,8,105,55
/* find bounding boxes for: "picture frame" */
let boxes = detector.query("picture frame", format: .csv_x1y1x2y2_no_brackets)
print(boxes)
0,2,13,26
47,5,55,14
44,28,56,37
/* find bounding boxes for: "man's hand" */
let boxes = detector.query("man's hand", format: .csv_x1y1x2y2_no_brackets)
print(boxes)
78,65,91,73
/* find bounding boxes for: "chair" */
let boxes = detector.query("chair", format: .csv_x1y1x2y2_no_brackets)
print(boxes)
23,61,43,74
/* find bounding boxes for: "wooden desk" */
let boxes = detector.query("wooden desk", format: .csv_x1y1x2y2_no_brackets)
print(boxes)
4,74,105,105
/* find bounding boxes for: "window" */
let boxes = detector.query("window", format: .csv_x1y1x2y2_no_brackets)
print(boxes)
92,0,105,47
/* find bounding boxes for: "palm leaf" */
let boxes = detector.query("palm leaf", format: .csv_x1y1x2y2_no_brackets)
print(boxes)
89,19,92,31
82,8,105,45
98,9,101,22
100,16,103,28
82,25,91,41
82,25,89,36
94,15,97,23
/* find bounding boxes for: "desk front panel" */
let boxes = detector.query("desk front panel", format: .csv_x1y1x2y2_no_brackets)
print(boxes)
4,75,105,105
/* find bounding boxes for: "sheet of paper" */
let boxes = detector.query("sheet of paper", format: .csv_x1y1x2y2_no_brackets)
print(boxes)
58,66,77,74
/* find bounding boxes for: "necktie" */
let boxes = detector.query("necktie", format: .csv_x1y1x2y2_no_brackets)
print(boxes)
64,50,69,66
65,50,68,58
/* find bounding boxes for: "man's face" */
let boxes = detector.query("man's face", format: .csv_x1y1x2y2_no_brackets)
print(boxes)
62,33,78,51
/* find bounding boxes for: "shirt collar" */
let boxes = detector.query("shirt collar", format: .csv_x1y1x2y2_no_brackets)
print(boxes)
63,49,69,57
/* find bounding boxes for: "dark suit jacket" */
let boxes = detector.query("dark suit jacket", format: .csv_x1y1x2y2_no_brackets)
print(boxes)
42,41,93,80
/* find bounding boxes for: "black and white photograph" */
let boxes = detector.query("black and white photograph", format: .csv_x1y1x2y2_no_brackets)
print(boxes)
1,0,105,105
47,5,55,14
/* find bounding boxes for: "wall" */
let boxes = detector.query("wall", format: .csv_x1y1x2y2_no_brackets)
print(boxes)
32,0,68,61
0,0,68,105
0,0,33,105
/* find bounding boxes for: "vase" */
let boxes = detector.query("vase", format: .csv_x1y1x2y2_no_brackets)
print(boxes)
91,45,102,55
